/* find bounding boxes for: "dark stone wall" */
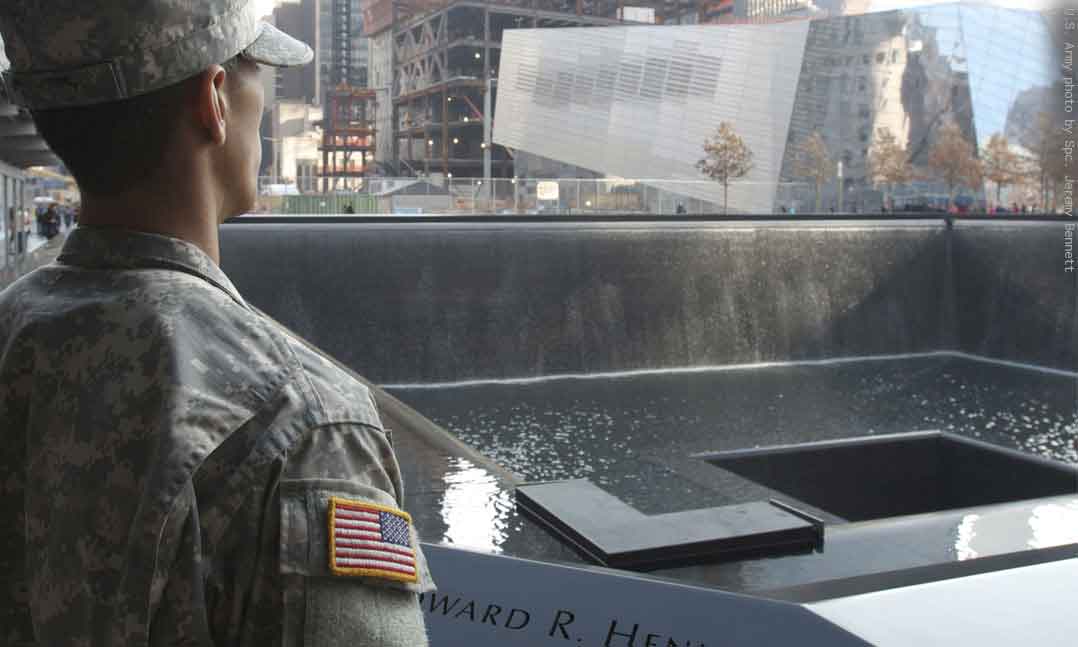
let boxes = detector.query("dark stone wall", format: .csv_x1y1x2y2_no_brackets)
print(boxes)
952,222,1077,372
220,220,953,384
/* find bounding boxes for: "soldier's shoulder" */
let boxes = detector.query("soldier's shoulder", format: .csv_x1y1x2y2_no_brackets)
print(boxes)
273,326,382,431
122,269,293,369
6,265,294,396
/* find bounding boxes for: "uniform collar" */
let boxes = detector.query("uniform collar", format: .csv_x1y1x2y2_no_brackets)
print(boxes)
57,225,249,309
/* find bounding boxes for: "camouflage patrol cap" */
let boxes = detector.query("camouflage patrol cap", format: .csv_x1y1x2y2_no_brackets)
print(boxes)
0,1,312,110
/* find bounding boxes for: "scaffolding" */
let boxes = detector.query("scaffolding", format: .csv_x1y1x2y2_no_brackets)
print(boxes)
364,0,714,179
319,85,378,192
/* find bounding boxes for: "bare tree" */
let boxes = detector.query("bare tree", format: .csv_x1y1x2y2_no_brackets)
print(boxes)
792,131,835,212
1011,171,1043,210
980,133,1025,208
868,127,914,210
697,122,754,214
1026,112,1066,211
927,119,983,209
1044,146,1069,213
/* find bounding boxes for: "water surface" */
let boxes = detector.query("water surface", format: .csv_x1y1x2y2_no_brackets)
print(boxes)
391,355,1077,516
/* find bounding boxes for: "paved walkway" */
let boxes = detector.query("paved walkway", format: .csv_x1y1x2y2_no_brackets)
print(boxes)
1,225,73,291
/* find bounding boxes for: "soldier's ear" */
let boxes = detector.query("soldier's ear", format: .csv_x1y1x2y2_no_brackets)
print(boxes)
195,64,229,146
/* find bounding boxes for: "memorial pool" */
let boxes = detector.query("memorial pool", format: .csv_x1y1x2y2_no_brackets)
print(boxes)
388,353,1076,542
220,217,1078,595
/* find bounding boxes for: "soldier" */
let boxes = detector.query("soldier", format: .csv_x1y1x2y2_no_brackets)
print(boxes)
0,2,433,645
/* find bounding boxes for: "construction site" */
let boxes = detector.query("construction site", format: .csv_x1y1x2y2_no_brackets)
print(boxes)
361,0,738,181
319,85,378,191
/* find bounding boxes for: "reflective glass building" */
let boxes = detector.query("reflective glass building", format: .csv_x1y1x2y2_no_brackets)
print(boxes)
493,3,1056,213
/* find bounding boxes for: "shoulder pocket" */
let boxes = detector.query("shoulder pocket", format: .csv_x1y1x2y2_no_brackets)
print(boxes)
279,478,435,594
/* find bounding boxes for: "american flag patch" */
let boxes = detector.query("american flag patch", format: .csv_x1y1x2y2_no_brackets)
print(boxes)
328,496,418,582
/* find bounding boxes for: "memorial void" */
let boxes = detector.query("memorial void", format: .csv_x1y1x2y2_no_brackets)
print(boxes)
222,215,1078,646
493,3,1057,213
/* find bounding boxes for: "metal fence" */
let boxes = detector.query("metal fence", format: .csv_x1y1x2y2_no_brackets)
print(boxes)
254,176,823,216
252,175,1051,216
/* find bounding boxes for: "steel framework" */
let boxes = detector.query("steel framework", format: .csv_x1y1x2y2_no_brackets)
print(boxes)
319,85,378,191
365,0,715,178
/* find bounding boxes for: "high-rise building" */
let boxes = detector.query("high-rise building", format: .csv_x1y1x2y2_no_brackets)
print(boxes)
273,0,318,103
271,0,370,104
320,0,368,93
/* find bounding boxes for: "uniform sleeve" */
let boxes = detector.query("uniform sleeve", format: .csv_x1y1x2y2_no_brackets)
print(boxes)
278,422,434,647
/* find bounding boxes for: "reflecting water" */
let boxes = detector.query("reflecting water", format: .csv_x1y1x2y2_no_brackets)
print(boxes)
438,457,514,554
951,499,1078,563
396,354,1077,592
393,355,1076,517
955,514,980,560
1027,501,1078,550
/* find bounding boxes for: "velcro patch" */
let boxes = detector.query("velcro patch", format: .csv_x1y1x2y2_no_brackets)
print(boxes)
328,496,418,583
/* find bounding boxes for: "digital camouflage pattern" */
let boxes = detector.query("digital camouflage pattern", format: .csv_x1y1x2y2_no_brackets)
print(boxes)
0,0,312,109
0,226,433,646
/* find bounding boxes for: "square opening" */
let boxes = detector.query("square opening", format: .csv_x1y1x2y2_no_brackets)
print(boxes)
703,431,1078,522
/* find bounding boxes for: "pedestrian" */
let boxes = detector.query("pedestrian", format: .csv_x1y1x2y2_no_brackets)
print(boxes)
20,207,31,253
0,2,433,645
43,203,59,238
6,206,13,254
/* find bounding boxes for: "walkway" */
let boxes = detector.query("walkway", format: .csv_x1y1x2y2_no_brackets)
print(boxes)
1,224,72,291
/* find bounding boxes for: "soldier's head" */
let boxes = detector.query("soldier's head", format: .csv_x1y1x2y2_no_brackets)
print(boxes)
0,1,312,221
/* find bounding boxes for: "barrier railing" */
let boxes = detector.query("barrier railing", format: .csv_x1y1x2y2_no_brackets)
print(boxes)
253,176,1051,216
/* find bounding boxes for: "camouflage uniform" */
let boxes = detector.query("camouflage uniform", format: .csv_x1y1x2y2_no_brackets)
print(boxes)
0,226,435,645
0,2,434,644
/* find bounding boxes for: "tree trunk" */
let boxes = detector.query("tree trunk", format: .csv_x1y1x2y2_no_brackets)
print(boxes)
815,181,822,212
723,178,729,214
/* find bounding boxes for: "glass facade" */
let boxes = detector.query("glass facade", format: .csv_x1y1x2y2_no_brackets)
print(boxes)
495,20,811,215
494,4,1055,213
319,0,368,96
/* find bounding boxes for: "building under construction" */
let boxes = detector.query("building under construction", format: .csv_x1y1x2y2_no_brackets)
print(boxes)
320,85,378,191
265,0,379,190
363,0,746,180
318,0,378,190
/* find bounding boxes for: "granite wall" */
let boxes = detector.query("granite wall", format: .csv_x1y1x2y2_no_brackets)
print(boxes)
952,221,1077,372
219,219,988,384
